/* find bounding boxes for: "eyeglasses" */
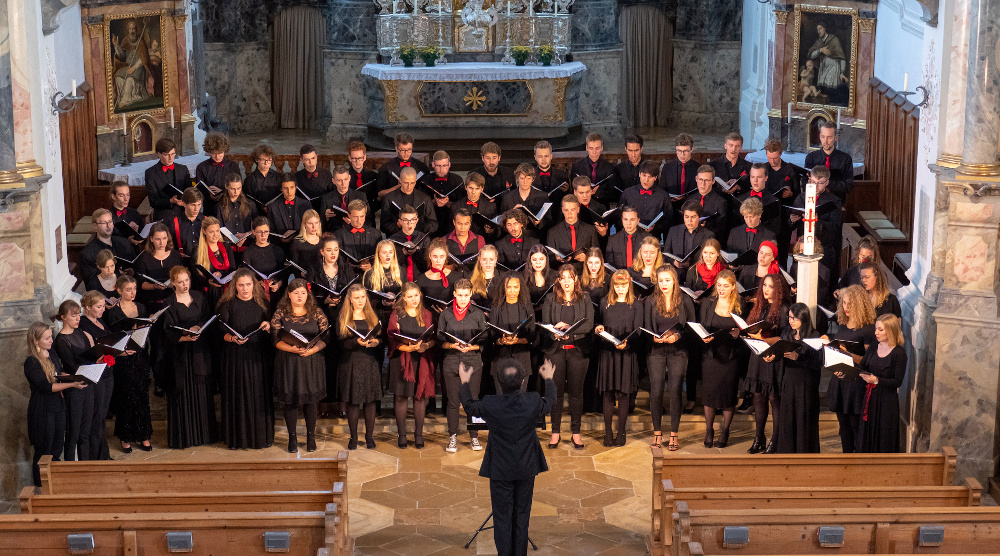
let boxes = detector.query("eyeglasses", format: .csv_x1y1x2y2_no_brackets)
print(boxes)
400,218,418,224
349,156,365,162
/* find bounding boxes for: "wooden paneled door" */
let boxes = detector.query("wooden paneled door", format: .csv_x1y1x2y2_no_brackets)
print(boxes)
58,82,99,229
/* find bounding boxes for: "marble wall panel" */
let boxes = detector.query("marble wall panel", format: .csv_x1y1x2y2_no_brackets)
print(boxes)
0,329,31,499
670,40,740,132
574,49,623,140
418,81,531,115
675,0,742,42
325,0,378,50
326,50,377,142
571,0,620,51
204,42,276,135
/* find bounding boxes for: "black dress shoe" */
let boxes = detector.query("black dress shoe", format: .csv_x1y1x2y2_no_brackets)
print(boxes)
615,434,627,447
736,398,754,414
603,432,614,447
138,443,152,452
366,437,376,450
716,428,730,448
572,439,585,450
347,438,358,450
548,435,560,449
398,436,408,449
306,436,317,452
683,401,696,415
287,438,298,453
704,429,714,448
120,444,132,454
747,436,765,454
763,439,777,454
414,437,424,449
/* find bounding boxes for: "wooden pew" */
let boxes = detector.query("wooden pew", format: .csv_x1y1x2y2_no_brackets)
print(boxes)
673,503,1000,555
37,453,349,495
20,483,346,515
648,447,957,555
0,507,343,555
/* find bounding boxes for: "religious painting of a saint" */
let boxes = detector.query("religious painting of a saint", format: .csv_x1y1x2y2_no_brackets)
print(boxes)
103,12,168,117
793,5,858,115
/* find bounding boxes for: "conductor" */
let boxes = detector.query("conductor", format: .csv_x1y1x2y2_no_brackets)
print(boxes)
459,358,557,556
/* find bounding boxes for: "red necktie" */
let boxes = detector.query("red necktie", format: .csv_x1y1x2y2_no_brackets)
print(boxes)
308,171,319,179
746,227,757,234
341,196,347,210
351,228,364,234
626,234,633,263
680,165,686,194
539,171,550,176
400,161,411,168
590,162,598,182
405,235,414,281
212,161,223,167
284,199,294,205
162,164,174,172
436,177,448,181
740,171,747,177
511,237,522,244
700,195,705,207
116,209,126,217
750,191,762,197
356,174,363,188
569,224,577,251
467,200,478,208
639,189,652,195
825,156,831,169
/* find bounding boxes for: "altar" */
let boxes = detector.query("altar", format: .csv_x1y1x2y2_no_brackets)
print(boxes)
361,61,586,142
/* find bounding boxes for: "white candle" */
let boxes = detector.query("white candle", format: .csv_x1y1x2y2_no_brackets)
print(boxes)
903,72,909,92
507,0,511,17
836,108,841,129
787,102,792,125
392,0,397,14
122,114,127,136
529,0,533,17
170,107,175,129
71,79,77,97
803,181,817,256
438,0,442,16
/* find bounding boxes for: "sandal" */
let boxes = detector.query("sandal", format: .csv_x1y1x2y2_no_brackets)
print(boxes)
668,433,679,452
650,434,662,448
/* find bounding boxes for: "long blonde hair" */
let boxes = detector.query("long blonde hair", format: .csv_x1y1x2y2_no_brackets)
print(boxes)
837,284,876,329
27,322,55,383
392,281,428,327
580,247,605,289
631,236,663,272
338,284,379,337
369,240,402,290
652,265,682,318
299,209,322,241
714,269,741,315
195,216,222,270
470,245,499,297
877,314,904,347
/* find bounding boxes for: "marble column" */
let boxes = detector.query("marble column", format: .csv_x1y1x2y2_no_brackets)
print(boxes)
0,0,20,180
957,0,1000,176
324,0,379,142
6,0,42,178
936,0,971,168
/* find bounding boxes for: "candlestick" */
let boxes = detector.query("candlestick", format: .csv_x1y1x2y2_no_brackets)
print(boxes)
903,72,909,92
71,80,77,97
787,102,792,125
170,107,175,129
836,108,841,130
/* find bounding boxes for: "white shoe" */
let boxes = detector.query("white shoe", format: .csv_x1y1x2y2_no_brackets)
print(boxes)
471,437,483,451
446,434,458,453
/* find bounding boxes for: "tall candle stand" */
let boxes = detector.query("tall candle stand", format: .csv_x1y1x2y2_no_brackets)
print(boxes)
501,15,513,64
120,116,132,167
390,13,403,66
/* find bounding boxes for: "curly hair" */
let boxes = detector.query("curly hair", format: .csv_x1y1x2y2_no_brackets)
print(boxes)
836,284,876,329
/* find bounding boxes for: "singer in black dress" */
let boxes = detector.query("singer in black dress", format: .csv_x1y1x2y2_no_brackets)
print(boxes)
489,275,536,393
243,217,289,306
415,238,461,309
218,269,275,450
594,270,643,446
77,291,114,461
742,274,789,454
193,217,235,310
826,285,877,453
271,278,329,453
337,285,384,450
698,270,744,449
522,245,557,312
856,314,908,453
134,223,183,309
103,275,153,452
580,248,610,306
162,266,217,449
53,300,97,461
24,322,85,486
387,282,436,448
774,303,823,454
309,235,356,409
644,265,696,452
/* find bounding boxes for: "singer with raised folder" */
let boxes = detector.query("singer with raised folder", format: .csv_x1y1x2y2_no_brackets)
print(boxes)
594,270,643,447
570,133,619,204
499,164,552,229
319,165,369,232
438,279,488,453
381,167,438,237
489,275,537,393
459,358,556,556
53,300,99,461
826,285,877,453
162,265,217,449
337,285,383,450
104,274,154,453
618,161,671,236
387,282,436,449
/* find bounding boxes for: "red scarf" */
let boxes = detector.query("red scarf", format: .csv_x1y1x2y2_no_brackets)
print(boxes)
696,261,724,288
452,300,469,321
389,311,436,399
431,267,448,288
863,382,876,421
207,242,230,271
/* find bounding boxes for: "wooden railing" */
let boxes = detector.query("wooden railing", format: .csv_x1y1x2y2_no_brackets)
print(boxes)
864,77,919,241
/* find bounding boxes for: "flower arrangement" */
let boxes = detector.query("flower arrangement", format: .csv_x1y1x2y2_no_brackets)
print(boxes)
538,44,555,66
419,46,443,67
511,45,531,66
399,45,417,67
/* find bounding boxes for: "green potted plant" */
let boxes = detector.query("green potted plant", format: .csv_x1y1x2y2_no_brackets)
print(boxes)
511,45,531,66
538,44,555,66
420,46,443,67
399,45,417,67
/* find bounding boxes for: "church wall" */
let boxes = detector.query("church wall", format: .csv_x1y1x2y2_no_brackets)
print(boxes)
740,0,776,149
203,42,276,135
872,0,926,94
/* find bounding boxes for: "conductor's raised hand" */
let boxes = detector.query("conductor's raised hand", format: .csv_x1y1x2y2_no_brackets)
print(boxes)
539,358,555,380
458,362,475,384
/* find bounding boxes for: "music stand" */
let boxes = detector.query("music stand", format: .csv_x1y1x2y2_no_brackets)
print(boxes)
462,414,547,551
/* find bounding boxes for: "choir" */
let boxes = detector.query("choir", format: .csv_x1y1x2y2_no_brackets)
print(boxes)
22,128,906,486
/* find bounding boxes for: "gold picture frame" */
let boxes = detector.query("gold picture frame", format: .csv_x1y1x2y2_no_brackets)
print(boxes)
792,4,858,116
103,10,169,119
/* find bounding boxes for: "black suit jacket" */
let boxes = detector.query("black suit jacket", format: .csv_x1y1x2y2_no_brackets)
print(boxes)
349,167,380,205
144,162,191,220
663,224,714,260
725,224,776,255
658,159,700,195
604,229,651,270
765,162,800,198
546,220,599,259
571,157,620,203
460,378,556,480
377,157,430,193
244,168,282,211
266,197,310,235
709,156,752,183
80,236,137,282
693,191,729,240
295,168,333,200
616,160,642,190
804,149,854,200
318,189,369,231
381,189,438,236
470,165,514,199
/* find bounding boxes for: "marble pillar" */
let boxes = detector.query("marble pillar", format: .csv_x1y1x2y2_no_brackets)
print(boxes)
0,0,17,174
324,0,378,142
203,42,276,135
957,0,1000,176
937,0,971,168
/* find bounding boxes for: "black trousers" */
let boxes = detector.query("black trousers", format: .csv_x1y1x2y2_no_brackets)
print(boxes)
442,353,481,436
836,411,861,453
90,374,114,460
547,347,587,435
648,348,688,433
490,477,535,556
32,411,66,487
64,385,95,461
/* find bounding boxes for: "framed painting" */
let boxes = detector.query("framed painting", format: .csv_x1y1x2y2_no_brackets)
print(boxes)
103,11,169,118
792,5,858,116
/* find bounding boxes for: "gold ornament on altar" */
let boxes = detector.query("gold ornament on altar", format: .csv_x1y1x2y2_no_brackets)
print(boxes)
464,87,487,110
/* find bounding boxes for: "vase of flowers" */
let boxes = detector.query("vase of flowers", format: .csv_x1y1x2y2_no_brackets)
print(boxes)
538,45,555,66
399,46,417,67
420,46,443,67
511,46,531,66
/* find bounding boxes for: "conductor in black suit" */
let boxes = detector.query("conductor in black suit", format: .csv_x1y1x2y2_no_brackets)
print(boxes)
460,358,556,556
